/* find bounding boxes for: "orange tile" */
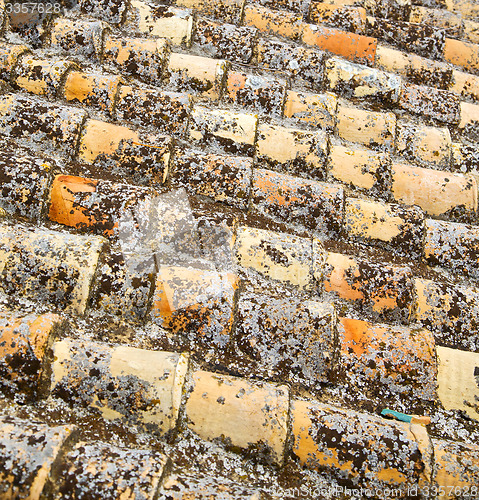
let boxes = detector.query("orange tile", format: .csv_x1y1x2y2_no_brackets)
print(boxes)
338,317,437,400
443,37,479,73
0,42,29,81
243,4,304,40
302,23,377,65
0,311,62,397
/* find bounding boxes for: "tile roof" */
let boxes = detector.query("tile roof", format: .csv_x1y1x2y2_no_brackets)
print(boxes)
0,0,479,497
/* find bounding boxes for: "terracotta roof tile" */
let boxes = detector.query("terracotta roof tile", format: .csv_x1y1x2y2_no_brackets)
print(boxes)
1,0,479,493
0,221,105,314
0,415,75,499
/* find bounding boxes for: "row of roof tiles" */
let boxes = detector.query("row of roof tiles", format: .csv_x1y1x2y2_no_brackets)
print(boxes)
0,309,478,496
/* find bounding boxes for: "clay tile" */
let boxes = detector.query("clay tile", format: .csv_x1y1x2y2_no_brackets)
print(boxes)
323,252,415,322
50,18,105,59
0,416,75,499
308,3,367,34
151,266,238,358
185,370,289,465
194,17,257,65
0,94,87,157
125,3,193,47
0,221,105,314
176,0,245,24
234,291,337,387
51,338,189,434
103,34,169,84
302,24,377,65
78,0,129,25
284,90,337,130
391,162,477,219
443,37,479,74
243,4,304,41
63,71,123,116
226,70,287,116
338,317,437,401
13,56,79,97
0,139,55,221
0,41,29,81
115,85,191,137
291,400,429,489
0,311,64,399
173,149,252,209
54,441,168,499
432,438,479,495
252,168,344,234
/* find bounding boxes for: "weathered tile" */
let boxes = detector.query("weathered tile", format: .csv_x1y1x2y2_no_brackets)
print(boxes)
464,19,479,45
432,439,479,496
409,6,462,38
366,17,446,60
234,291,336,386
173,149,252,209
103,35,169,84
91,244,155,322
291,400,427,489
0,41,29,81
256,37,325,89
336,103,396,150
451,141,479,173
302,23,377,65
78,0,129,24
234,226,315,289
0,311,63,399
63,71,122,116
166,52,227,100
49,18,105,58
126,2,193,46
391,162,477,219
189,105,258,156
395,121,451,169
54,441,168,500
159,472,262,499
343,198,425,257
78,120,172,184
459,101,479,141
185,370,289,465
327,142,391,196
447,0,479,20
450,69,479,101
0,94,87,157
325,56,401,103
0,416,74,499
13,56,77,97
6,2,52,48
0,222,105,314
252,168,344,233
115,85,191,137
243,4,304,41
226,70,286,116
443,37,479,74
374,44,410,75
413,278,479,351
255,122,328,179
364,0,412,21
399,83,460,124
48,175,155,237
407,54,453,90
284,90,337,130
308,3,367,34
0,141,54,221
436,346,479,422
151,266,238,355
323,252,415,322
194,17,257,64
52,339,189,433
176,0,245,24
339,317,437,400
256,0,309,13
